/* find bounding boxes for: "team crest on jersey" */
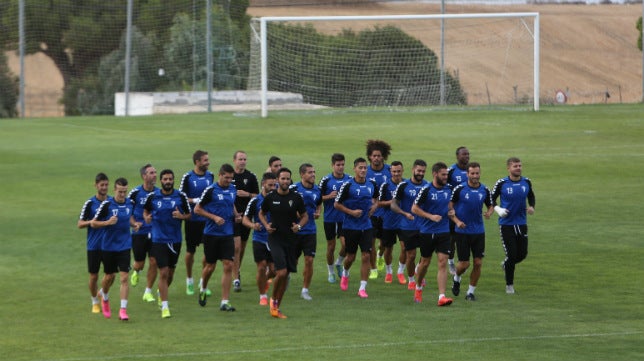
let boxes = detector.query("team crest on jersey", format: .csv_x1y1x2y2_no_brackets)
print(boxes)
289,200,293,207
244,179,248,185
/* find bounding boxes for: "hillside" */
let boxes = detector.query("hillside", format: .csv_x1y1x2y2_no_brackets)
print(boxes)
7,3,642,116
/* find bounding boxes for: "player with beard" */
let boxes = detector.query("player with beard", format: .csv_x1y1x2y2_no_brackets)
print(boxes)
259,168,308,318
143,169,191,318
389,160,429,289
411,162,454,307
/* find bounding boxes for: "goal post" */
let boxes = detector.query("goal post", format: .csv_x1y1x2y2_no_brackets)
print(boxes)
250,12,540,117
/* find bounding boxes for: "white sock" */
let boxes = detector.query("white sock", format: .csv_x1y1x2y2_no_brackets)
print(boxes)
359,280,367,291
342,268,349,278
439,293,446,300
408,276,415,283
101,291,109,301
144,287,152,294
301,288,309,294
91,296,99,304
221,299,229,306
186,277,194,285
199,278,204,288
448,259,455,266
468,285,476,294
161,301,169,310
454,275,462,282
386,264,393,274
335,256,345,265
327,264,334,274
120,299,128,309
397,262,406,274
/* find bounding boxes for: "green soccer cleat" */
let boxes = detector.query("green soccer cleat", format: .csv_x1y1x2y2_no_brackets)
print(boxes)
161,308,171,319
130,271,139,287
186,283,194,296
142,291,155,303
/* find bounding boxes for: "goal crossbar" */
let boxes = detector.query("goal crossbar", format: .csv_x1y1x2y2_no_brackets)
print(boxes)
257,12,540,117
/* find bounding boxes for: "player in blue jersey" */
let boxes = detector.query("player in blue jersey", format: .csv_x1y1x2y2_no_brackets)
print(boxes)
91,177,139,320
180,150,214,296
259,168,308,319
411,162,454,307
242,172,278,306
366,139,392,280
491,157,536,294
377,161,406,284
292,163,322,301
232,150,260,293
334,158,378,299
318,153,351,283
389,159,429,289
143,169,191,318
448,162,494,301
194,163,240,311
77,172,109,314
128,163,158,303
447,146,470,275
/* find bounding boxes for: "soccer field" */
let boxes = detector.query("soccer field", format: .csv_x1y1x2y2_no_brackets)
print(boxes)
1,104,643,361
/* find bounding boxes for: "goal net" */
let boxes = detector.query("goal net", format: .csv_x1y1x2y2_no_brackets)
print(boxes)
248,13,539,117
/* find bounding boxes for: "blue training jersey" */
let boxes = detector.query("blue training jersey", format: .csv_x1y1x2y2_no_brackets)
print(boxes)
367,164,391,218
491,176,535,226
198,182,237,237
378,179,404,231
244,194,269,244
79,196,107,251
292,182,322,235
448,163,468,188
415,183,452,234
128,185,158,236
451,183,492,234
144,189,191,243
318,173,351,223
94,197,134,252
393,179,429,231
334,178,377,231
180,170,214,223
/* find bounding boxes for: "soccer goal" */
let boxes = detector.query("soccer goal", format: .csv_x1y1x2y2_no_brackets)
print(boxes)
248,13,539,117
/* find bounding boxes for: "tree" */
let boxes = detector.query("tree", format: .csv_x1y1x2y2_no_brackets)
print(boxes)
0,51,19,117
637,16,642,52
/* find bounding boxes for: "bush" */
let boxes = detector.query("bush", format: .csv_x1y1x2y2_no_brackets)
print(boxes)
0,51,18,117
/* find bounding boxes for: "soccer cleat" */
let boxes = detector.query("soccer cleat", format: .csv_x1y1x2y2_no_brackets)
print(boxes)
92,303,100,314
335,264,343,279
220,303,236,312
186,283,195,296
340,276,349,291
438,296,453,307
270,308,287,319
413,289,423,303
448,262,456,275
369,269,378,279
233,279,242,293
327,273,337,283
407,281,416,291
101,299,111,318
452,280,461,296
205,288,213,296
118,308,129,321
377,257,385,271
357,289,368,298
130,271,139,287
161,308,171,318
198,291,207,307
300,290,312,301
465,293,476,301
259,296,269,306
506,285,515,294
397,273,407,285
384,273,393,284
142,291,155,303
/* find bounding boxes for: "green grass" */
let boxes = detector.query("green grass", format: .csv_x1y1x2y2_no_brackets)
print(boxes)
1,104,643,361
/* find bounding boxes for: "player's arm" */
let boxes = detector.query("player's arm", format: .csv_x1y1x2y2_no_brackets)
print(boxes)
77,201,92,229
447,201,465,228
293,199,309,232
526,179,536,215
90,202,117,228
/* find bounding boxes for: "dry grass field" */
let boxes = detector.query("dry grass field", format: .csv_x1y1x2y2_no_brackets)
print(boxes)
6,3,642,116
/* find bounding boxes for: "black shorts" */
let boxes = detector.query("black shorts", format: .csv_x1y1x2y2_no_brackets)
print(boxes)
418,232,452,258
344,228,374,254
184,221,205,254
150,242,182,269
87,250,102,274
234,222,251,241
295,233,317,257
202,235,235,264
370,216,383,239
131,233,152,262
268,236,297,273
381,228,403,248
454,233,485,261
253,242,273,263
400,230,421,251
102,249,131,274
323,222,343,241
